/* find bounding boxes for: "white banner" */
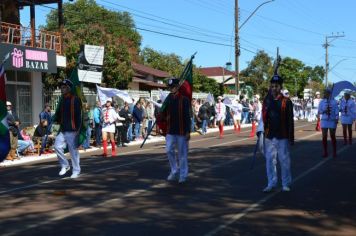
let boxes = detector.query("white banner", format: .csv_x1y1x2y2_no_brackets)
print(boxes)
147,99,162,108
159,90,169,102
96,85,133,105
206,93,215,105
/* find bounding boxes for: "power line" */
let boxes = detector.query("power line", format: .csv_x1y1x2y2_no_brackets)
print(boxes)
27,2,234,48
182,0,227,15
99,0,233,38
239,8,324,36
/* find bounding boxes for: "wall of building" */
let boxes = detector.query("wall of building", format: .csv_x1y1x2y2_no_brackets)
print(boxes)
128,82,139,90
31,72,43,124
0,0,20,24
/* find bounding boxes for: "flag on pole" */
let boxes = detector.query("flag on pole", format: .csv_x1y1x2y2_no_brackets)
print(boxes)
206,93,215,105
159,89,169,102
331,81,356,99
96,85,132,105
0,64,10,162
53,68,87,147
70,69,87,146
160,53,195,112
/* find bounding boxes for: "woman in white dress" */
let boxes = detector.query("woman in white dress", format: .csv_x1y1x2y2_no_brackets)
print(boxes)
317,89,339,158
340,91,356,145
101,98,121,157
215,96,226,138
232,99,242,133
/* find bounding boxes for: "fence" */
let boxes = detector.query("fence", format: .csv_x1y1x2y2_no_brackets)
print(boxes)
43,87,233,111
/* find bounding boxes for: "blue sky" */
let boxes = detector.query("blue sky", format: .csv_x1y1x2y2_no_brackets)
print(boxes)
20,0,356,83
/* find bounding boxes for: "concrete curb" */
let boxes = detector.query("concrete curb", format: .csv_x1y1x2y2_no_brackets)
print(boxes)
0,124,252,168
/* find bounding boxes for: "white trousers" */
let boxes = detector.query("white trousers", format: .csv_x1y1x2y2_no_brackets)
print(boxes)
265,138,291,188
55,132,81,174
165,134,189,179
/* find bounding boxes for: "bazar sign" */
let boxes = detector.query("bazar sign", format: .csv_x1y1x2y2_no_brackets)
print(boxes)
0,43,57,73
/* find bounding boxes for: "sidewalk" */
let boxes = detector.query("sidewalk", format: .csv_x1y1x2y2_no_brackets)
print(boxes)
0,124,252,168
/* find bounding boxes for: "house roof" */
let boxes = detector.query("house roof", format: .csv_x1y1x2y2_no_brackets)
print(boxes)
199,67,235,77
132,62,170,78
132,77,167,88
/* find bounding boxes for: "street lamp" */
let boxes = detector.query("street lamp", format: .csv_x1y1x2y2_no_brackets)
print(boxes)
235,0,274,95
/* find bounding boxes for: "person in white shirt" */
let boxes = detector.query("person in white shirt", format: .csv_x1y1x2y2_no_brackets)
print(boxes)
215,96,226,138
317,89,339,158
232,99,243,133
339,91,356,145
250,94,262,137
101,98,123,157
314,92,322,131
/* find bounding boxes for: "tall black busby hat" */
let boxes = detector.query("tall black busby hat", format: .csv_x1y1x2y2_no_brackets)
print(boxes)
167,77,180,87
270,74,283,85
59,79,73,88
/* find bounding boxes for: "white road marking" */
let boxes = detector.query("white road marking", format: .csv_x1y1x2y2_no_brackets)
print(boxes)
0,123,315,195
203,142,350,236
2,128,321,236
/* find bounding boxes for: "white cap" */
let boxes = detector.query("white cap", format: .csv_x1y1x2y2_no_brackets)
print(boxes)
254,94,260,99
315,91,320,95
217,96,223,100
106,98,112,102
6,101,12,106
282,89,290,97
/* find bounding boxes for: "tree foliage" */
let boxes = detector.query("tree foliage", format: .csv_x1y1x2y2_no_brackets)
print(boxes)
240,50,324,98
42,0,141,89
139,47,221,96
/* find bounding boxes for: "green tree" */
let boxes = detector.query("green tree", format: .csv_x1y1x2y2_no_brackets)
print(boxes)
140,47,183,77
140,47,220,96
279,57,307,97
42,0,141,89
240,50,273,97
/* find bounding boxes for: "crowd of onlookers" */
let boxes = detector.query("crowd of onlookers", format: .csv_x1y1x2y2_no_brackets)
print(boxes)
3,94,262,161
7,91,353,162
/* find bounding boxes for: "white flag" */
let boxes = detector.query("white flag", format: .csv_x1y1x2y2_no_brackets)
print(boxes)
223,97,232,105
206,93,215,105
159,90,169,102
147,99,162,108
96,85,133,105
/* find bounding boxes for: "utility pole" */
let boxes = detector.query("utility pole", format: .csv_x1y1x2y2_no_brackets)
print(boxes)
234,0,240,95
323,32,345,86
235,0,274,95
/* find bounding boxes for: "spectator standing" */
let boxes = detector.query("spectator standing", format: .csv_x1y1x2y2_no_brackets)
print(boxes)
133,102,143,140
93,101,102,147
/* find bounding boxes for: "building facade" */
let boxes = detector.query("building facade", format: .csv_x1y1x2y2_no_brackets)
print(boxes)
1,0,66,127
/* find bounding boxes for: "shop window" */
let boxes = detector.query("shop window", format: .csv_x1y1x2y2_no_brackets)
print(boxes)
5,71,32,128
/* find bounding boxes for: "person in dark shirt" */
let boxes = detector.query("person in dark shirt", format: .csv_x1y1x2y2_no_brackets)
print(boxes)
39,103,52,129
53,79,82,179
257,74,294,193
34,119,54,148
132,102,143,140
5,101,19,160
198,102,211,135
161,78,191,183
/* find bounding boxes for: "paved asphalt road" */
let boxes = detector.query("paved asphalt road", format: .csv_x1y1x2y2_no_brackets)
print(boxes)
0,121,355,236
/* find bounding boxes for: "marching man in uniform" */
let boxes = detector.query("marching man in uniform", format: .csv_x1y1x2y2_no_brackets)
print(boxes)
215,96,226,138
257,74,294,192
317,89,339,158
53,79,82,179
162,78,191,183
340,91,356,145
